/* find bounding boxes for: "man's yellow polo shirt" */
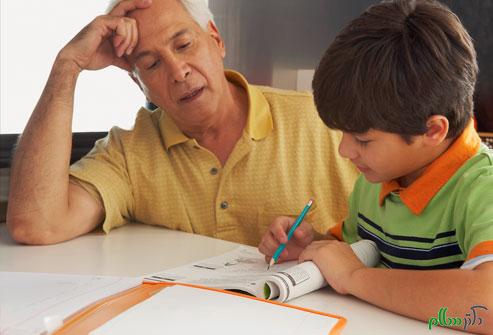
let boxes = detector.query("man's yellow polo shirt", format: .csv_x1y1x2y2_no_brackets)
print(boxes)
69,71,358,246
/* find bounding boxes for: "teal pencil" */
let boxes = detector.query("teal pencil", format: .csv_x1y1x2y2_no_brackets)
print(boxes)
268,199,314,270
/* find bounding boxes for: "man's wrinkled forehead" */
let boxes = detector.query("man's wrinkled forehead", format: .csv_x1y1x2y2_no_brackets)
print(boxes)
127,0,188,21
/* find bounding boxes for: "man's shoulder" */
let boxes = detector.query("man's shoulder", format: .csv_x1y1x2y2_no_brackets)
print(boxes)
133,106,162,128
116,107,161,132
254,85,314,103
104,107,163,146
252,85,320,125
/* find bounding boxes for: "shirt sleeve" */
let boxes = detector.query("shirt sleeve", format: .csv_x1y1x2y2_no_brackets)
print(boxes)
456,163,493,270
69,127,134,233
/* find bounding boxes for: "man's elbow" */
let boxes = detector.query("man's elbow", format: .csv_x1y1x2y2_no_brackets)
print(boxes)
6,214,62,245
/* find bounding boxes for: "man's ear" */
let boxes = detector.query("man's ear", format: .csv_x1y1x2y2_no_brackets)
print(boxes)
207,21,225,58
423,115,449,146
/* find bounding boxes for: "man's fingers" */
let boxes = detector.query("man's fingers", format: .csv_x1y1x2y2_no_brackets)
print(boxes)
119,20,133,56
113,35,124,49
126,18,139,55
109,0,152,17
111,17,137,57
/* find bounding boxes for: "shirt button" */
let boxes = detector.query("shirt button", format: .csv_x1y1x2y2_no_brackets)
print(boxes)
220,201,229,209
210,167,218,175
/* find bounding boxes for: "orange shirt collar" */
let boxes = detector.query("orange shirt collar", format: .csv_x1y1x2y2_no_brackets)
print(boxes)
379,121,481,215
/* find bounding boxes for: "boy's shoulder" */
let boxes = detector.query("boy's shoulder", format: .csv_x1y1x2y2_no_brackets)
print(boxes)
351,144,493,204
456,144,493,179
453,144,493,192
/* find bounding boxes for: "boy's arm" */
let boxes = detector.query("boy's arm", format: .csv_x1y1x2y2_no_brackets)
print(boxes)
349,263,493,334
299,240,493,334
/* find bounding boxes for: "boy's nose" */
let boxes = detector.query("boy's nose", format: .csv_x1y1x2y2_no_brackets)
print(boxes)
338,133,358,160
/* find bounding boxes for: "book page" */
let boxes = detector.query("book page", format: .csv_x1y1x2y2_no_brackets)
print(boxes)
0,272,141,335
265,261,326,302
144,246,296,298
90,285,341,335
145,241,380,302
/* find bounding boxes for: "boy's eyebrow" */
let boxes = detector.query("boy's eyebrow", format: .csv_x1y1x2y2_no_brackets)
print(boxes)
133,28,190,62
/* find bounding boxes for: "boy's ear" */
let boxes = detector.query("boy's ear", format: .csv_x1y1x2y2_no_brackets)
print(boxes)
423,115,449,146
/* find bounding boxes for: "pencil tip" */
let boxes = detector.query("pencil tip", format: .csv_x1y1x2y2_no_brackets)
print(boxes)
268,258,275,270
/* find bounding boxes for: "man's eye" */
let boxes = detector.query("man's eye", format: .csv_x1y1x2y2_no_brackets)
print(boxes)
177,42,191,51
146,60,160,70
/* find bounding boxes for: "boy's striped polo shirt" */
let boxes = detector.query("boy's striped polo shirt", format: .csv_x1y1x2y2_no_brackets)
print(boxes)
330,122,493,270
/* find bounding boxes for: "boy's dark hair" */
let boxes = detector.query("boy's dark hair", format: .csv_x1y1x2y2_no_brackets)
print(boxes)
312,0,478,141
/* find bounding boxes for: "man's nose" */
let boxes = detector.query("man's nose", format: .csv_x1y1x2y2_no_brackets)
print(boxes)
168,56,191,83
338,133,358,160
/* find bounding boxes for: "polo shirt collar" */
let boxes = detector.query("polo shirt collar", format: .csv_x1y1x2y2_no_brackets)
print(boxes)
160,70,273,151
379,120,481,215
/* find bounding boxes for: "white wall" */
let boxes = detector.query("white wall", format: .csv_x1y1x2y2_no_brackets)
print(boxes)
0,1,145,134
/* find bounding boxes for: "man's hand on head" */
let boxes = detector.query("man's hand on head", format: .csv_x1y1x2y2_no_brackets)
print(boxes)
56,0,152,73
109,0,153,62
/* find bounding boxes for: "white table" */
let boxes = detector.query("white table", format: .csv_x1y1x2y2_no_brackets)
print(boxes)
0,223,464,335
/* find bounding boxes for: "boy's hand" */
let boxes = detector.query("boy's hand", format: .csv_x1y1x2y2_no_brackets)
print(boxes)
258,216,315,264
299,240,365,295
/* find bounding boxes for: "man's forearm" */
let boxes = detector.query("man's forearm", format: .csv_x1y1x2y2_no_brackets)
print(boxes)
347,265,493,334
7,57,81,240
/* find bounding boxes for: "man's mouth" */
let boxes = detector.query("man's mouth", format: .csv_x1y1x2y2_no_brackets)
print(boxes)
179,87,204,103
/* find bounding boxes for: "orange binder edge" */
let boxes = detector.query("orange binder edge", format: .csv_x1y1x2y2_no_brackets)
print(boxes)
54,282,347,335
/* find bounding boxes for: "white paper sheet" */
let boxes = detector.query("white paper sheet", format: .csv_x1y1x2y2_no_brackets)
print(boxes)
0,272,141,335
90,285,340,335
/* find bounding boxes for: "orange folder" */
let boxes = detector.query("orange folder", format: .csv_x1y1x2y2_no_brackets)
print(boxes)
54,282,346,335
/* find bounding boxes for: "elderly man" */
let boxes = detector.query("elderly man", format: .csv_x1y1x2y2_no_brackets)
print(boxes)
7,0,357,246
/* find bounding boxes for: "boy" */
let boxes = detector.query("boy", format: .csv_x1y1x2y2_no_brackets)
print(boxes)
258,0,493,333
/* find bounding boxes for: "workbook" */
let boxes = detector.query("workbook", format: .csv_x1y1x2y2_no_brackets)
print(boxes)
144,240,379,302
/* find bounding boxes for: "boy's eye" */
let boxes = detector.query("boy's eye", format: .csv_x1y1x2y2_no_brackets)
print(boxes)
355,138,371,147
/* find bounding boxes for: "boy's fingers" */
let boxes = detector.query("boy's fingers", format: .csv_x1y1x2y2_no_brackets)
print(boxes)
259,232,278,257
271,217,294,243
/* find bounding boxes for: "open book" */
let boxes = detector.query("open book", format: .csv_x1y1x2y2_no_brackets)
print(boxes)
144,240,379,302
